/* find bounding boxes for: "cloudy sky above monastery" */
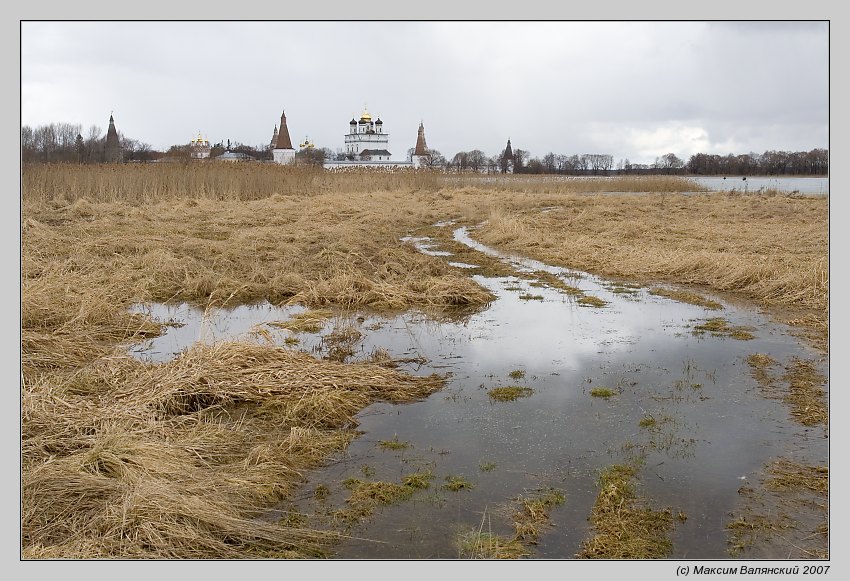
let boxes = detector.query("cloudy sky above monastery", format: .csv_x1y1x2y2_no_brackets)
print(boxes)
20,21,829,164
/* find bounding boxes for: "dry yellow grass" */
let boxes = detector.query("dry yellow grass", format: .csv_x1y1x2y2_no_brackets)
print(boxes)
475,192,827,350
22,165,477,558
20,164,827,558
21,341,444,558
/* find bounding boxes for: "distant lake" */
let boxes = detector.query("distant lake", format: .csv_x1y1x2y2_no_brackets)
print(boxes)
687,176,828,195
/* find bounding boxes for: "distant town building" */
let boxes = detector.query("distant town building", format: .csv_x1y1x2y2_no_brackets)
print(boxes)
105,114,122,163
189,133,211,159
272,110,296,165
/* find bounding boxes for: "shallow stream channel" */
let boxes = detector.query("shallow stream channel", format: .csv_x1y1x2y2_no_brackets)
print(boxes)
130,221,828,559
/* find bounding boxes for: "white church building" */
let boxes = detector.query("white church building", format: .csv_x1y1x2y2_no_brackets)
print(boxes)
270,106,430,169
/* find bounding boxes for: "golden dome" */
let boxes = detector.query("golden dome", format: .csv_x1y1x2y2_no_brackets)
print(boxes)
360,109,372,122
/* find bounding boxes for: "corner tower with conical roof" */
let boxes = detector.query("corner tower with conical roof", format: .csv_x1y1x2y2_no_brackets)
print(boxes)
269,125,278,151
105,114,122,163
502,138,514,174
412,122,430,168
272,110,296,165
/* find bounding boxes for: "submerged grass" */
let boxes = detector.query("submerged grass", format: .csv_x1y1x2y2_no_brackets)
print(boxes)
746,353,828,427
577,295,608,308
726,458,828,558
378,436,411,451
344,479,415,506
488,386,534,402
577,464,676,559
650,287,723,310
518,293,544,301
443,475,475,492
767,459,828,494
589,387,616,399
270,309,333,333
782,359,828,426
457,528,530,559
511,488,566,543
746,352,779,391
693,317,755,340
457,487,565,559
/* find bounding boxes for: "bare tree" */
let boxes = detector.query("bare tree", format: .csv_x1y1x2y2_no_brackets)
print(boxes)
656,153,684,174
576,154,589,174
425,149,446,169
85,125,103,163
451,151,469,172
512,149,528,173
21,126,35,162
467,150,487,172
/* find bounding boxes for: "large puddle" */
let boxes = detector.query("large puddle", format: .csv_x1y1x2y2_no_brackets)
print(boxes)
129,224,828,559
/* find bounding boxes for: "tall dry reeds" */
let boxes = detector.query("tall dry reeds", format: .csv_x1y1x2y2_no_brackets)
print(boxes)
22,163,702,206
22,162,444,204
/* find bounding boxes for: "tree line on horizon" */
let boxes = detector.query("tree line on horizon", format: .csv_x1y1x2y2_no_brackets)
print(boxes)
21,122,828,176
433,148,828,176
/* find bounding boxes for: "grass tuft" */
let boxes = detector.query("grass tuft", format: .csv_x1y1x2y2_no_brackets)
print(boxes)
443,475,475,492
577,295,608,308
488,386,534,402
589,387,615,399
378,436,411,451
650,287,723,310
577,464,676,559
693,317,755,340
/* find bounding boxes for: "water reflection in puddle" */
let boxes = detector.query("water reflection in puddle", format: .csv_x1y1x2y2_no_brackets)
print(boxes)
129,226,827,559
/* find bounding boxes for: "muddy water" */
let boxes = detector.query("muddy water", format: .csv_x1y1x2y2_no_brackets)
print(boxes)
130,225,828,559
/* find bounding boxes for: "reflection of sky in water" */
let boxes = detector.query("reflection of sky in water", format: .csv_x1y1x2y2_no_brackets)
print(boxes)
128,226,828,559
687,176,828,195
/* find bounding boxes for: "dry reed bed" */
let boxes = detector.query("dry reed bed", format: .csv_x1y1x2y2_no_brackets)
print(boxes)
22,163,694,204
474,192,828,350
22,340,444,558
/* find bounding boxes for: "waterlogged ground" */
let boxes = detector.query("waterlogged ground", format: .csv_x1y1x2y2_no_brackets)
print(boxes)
130,223,828,559
687,176,828,195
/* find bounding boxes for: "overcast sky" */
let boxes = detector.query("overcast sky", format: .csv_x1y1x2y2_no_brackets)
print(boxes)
20,21,828,164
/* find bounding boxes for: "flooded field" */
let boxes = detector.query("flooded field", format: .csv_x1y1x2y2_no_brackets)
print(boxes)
131,223,828,559
687,176,828,195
